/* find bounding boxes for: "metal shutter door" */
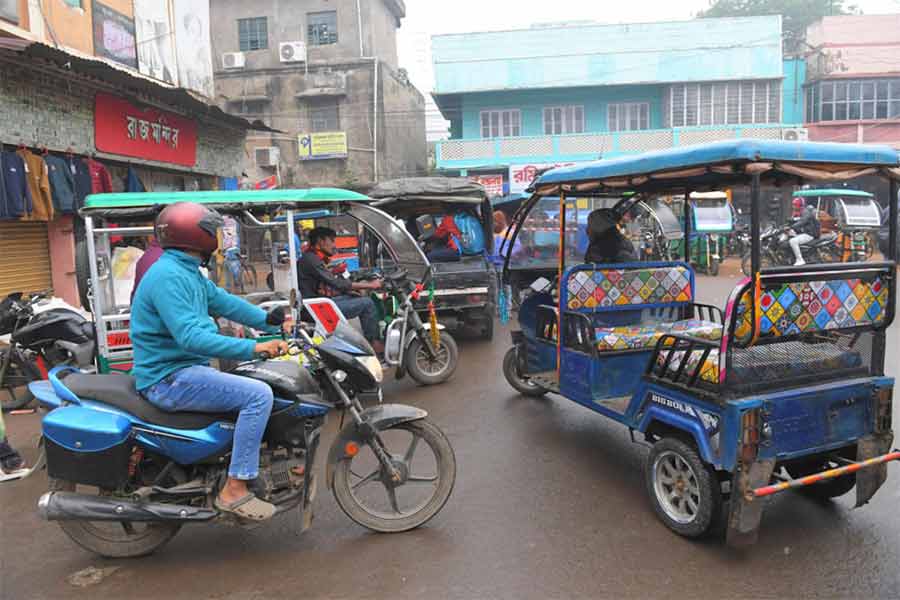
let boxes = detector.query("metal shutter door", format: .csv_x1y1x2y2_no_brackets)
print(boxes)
0,222,52,297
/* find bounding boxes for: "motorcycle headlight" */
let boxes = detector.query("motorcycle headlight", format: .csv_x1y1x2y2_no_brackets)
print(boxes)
355,355,383,384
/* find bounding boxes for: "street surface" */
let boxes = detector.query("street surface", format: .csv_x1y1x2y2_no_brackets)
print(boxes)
2,262,900,599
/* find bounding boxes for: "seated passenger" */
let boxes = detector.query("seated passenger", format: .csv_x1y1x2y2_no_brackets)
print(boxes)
584,208,639,264
425,215,463,263
299,227,384,352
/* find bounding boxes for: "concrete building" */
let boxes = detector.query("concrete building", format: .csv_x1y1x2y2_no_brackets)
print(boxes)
431,16,806,197
210,0,427,189
804,14,900,147
398,30,450,142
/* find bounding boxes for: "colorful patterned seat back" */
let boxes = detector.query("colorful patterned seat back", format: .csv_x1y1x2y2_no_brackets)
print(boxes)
565,263,694,313
733,274,891,346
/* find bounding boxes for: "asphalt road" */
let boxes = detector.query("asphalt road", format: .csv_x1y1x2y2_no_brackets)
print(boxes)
2,264,900,599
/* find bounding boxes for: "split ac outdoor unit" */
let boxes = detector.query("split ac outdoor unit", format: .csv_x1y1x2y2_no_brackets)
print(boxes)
279,41,307,63
222,52,245,69
255,146,280,167
782,128,809,142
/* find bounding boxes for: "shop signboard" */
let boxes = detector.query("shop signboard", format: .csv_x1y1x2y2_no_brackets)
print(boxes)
134,0,179,86
509,162,578,195
92,1,137,68
298,132,348,160
94,92,197,166
173,0,214,98
469,174,504,198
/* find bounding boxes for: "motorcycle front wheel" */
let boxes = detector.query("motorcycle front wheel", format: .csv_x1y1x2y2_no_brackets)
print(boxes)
405,332,459,385
740,251,775,277
332,419,456,533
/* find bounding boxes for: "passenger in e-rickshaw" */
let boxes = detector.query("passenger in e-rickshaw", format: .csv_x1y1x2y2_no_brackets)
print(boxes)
500,140,900,548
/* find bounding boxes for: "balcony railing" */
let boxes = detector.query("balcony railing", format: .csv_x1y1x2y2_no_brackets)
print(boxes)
436,124,791,168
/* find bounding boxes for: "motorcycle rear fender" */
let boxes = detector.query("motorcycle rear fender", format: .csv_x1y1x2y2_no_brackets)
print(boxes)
325,403,428,487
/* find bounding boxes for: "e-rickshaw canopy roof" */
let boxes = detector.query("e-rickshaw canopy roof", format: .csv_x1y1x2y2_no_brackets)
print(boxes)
369,177,487,202
792,188,874,198
81,189,370,218
532,140,900,196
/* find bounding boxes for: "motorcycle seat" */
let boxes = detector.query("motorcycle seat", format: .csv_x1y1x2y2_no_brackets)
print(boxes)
63,373,237,430
807,232,838,247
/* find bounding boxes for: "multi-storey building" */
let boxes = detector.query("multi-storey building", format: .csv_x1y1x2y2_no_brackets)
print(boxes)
210,0,427,189
431,16,805,197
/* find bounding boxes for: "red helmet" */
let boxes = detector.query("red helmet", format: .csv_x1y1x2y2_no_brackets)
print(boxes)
792,197,804,210
154,202,223,255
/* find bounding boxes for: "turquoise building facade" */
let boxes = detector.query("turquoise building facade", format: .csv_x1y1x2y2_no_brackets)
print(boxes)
432,16,806,189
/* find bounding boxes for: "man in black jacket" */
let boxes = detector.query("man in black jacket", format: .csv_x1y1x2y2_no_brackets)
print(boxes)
788,204,820,266
298,227,383,351
584,208,638,264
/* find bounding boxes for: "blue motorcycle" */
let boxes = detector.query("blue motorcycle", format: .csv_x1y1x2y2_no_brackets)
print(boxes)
29,320,456,558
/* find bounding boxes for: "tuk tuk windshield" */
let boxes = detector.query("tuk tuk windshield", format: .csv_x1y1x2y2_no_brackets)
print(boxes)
690,195,733,233
506,196,634,271
839,196,882,228
640,199,684,239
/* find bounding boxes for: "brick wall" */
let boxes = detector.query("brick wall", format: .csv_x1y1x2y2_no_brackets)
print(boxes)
0,61,246,176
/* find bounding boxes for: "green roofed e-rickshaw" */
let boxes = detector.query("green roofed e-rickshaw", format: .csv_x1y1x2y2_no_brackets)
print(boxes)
76,189,455,383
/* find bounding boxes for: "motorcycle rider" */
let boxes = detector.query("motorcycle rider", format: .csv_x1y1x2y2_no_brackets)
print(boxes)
131,202,288,522
788,202,821,266
298,227,384,353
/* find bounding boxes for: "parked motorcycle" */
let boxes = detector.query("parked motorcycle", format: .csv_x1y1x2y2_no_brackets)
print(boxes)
727,223,751,258
1,292,95,411
355,268,459,386
31,312,456,558
740,226,839,276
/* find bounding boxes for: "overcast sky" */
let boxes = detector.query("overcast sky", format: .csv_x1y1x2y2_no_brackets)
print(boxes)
399,0,900,92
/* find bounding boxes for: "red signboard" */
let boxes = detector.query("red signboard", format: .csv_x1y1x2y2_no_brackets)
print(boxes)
94,92,198,166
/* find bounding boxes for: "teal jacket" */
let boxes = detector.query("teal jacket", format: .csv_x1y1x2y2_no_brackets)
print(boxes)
130,250,275,390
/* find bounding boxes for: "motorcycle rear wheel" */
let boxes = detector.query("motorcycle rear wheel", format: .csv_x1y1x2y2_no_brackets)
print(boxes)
740,252,775,277
1,352,37,412
48,479,182,558
332,419,456,533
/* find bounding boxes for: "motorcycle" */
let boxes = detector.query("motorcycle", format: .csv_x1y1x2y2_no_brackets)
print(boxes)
30,309,456,558
727,223,751,258
1,292,95,412
740,225,839,276
354,268,459,386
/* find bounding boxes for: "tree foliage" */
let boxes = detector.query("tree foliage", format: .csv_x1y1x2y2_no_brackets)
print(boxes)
698,0,860,50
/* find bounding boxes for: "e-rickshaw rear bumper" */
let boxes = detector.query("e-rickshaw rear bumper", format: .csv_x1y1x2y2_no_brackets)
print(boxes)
726,431,895,547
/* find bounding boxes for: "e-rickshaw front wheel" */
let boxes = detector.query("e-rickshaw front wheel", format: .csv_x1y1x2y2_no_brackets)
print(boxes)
406,332,459,385
502,348,547,398
646,437,721,538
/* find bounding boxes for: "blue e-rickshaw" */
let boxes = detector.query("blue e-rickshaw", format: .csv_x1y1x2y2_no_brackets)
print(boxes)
501,140,899,547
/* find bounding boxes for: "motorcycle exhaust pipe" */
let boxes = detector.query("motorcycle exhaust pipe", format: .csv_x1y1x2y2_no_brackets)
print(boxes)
38,491,217,523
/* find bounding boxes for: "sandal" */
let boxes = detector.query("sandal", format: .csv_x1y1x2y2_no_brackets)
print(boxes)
214,493,276,522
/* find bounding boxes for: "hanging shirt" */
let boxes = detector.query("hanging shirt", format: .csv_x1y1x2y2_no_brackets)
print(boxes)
17,149,54,222
85,158,113,194
44,155,78,214
0,152,33,220
126,167,146,193
65,157,91,210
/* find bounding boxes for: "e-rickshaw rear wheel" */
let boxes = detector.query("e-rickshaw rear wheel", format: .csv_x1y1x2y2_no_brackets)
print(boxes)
646,437,721,538
502,348,546,398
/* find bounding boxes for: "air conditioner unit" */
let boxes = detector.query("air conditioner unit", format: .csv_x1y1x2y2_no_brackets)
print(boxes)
279,41,307,64
222,52,245,70
255,146,280,167
782,128,809,142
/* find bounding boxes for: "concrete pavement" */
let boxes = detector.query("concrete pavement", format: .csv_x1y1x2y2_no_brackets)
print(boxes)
2,268,900,599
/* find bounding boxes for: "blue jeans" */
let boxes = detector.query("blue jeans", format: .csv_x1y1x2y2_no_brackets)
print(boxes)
144,365,274,480
332,295,379,341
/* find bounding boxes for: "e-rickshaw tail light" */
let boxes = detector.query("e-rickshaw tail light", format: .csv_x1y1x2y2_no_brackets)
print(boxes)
875,386,893,434
740,409,761,463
